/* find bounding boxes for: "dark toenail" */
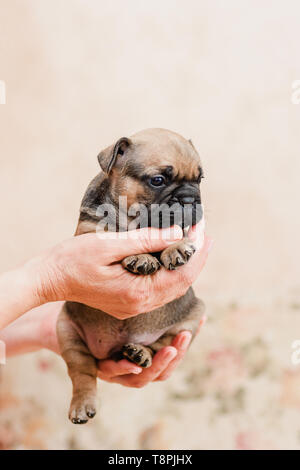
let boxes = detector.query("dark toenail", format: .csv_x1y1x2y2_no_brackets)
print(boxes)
127,260,136,269
72,418,88,424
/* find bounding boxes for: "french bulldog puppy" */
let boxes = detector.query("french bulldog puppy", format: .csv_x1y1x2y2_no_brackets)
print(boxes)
57,128,205,424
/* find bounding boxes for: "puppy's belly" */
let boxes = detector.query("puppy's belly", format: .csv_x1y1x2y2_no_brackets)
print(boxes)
82,326,170,360
66,289,198,360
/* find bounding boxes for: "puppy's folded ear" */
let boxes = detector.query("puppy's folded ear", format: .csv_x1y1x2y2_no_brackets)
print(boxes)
97,137,132,174
188,139,196,149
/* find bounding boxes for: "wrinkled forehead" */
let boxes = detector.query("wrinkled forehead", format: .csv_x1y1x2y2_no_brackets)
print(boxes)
129,133,201,180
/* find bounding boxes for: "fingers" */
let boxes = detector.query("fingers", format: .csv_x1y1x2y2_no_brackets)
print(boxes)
97,359,142,379
195,315,207,335
155,318,206,381
188,218,206,249
95,226,183,263
96,318,206,386
106,234,213,317
103,347,178,387
93,234,213,318
154,332,192,381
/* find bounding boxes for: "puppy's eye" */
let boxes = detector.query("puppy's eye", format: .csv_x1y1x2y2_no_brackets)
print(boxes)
149,175,166,187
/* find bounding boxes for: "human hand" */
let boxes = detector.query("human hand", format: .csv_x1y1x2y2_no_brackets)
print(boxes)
97,316,206,387
39,305,206,386
0,215,211,390
0,302,206,387
39,222,212,320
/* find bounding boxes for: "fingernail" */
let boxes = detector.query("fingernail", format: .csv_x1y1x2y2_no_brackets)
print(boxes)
179,333,192,349
165,349,177,361
131,367,142,374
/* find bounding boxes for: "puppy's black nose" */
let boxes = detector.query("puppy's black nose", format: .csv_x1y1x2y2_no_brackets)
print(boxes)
179,196,195,204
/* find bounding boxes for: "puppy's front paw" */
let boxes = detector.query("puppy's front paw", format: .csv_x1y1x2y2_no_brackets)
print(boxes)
122,343,153,368
160,240,196,270
69,396,97,425
122,254,161,275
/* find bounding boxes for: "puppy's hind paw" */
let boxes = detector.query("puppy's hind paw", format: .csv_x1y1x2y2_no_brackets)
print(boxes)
122,343,153,368
69,397,97,425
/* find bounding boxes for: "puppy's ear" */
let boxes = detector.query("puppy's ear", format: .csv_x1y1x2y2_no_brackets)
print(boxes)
97,137,132,174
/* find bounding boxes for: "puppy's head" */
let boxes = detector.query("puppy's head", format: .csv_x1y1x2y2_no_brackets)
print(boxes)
97,128,204,229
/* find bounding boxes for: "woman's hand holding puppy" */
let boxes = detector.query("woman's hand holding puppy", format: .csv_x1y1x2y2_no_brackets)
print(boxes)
0,223,212,386
40,222,210,320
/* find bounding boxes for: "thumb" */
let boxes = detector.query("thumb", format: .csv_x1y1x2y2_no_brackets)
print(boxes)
97,226,183,263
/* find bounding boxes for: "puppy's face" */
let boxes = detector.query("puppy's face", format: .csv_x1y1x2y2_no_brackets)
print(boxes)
98,128,204,229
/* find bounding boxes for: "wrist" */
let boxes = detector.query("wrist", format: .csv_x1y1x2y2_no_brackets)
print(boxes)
0,260,44,329
22,254,51,305
31,244,68,304
0,302,62,357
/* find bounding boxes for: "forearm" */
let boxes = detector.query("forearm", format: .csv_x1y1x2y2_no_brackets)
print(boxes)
0,255,47,330
0,302,61,357
0,310,41,357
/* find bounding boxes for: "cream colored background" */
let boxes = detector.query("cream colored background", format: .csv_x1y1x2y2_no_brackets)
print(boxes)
0,0,299,450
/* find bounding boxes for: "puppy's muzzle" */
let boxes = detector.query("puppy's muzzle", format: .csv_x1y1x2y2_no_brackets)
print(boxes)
150,184,203,229
171,183,200,206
